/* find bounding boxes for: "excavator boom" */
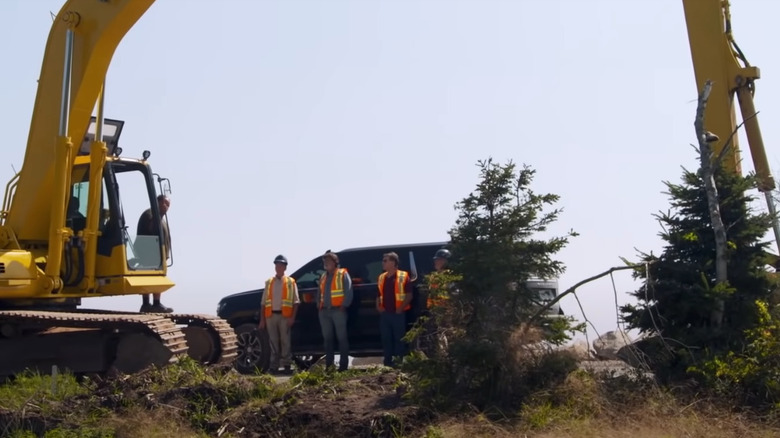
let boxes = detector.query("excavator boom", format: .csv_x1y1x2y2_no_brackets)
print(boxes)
6,0,154,242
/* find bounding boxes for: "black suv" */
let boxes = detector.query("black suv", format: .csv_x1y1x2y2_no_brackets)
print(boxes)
215,241,563,374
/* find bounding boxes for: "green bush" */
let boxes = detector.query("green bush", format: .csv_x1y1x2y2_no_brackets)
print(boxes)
689,299,780,409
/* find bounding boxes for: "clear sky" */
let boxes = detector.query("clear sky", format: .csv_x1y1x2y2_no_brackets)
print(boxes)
3,0,780,348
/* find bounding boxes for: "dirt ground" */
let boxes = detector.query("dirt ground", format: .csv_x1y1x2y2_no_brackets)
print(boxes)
0,364,435,438
220,371,434,437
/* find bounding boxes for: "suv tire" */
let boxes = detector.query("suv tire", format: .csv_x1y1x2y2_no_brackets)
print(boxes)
234,323,270,374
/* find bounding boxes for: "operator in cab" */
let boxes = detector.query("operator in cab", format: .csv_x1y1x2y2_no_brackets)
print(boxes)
137,194,173,313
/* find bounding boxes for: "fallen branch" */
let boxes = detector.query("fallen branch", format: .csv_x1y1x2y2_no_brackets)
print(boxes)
527,263,648,326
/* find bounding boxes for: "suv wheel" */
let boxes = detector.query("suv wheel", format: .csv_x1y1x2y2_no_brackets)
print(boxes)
234,323,270,374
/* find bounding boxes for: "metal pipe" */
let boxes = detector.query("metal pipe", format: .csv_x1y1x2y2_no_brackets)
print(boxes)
764,192,780,255
736,86,775,192
59,29,74,137
96,80,105,142
735,85,780,254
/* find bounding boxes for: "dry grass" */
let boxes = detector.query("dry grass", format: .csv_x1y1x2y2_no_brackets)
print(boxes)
424,368,780,438
433,420,780,438
97,407,207,438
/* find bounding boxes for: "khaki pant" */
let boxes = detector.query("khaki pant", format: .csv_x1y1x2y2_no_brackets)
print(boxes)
267,313,292,369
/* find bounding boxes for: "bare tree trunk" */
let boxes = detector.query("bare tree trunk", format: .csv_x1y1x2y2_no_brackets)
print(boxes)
694,79,728,328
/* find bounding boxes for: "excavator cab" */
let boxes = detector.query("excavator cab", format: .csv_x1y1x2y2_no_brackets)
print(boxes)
78,117,173,272
61,143,168,290
57,116,171,292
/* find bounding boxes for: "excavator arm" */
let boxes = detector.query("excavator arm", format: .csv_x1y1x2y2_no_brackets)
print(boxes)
682,0,780,253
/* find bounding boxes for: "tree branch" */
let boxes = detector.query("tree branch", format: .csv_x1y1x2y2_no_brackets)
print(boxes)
715,110,759,169
527,263,647,326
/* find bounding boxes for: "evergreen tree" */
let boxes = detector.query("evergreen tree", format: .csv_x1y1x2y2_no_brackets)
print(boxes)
621,162,777,377
447,158,576,337
403,158,581,409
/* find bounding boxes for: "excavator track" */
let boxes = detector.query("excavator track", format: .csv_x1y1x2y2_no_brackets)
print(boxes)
59,309,239,366
0,309,237,378
167,313,238,366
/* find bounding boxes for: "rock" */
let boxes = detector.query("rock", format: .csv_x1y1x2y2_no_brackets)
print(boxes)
616,335,675,373
592,330,632,360
616,344,648,368
558,340,591,360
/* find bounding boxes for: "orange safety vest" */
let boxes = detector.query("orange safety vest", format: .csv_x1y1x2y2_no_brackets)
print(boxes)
427,270,452,309
378,270,411,311
319,268,348,309
264,276,296,318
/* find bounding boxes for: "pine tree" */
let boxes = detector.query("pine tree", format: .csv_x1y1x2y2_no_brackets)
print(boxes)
447,158,576,336
405,158,581,409
621,162,776,377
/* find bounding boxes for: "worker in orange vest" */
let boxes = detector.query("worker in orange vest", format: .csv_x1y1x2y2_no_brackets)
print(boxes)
427,248,452,309
317,250,353,371
259,254,300,375
419,248,452,357
377,251,413,367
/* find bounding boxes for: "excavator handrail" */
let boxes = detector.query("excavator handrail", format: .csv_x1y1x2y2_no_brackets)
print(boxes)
1,172,20,225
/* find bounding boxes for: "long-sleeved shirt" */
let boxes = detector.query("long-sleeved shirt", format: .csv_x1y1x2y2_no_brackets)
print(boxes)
316,269,353,309
137,209,171,252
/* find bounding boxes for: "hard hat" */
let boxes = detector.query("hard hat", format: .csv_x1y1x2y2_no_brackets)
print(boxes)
322,250,339,265
273,254,288,265
433,248,451,260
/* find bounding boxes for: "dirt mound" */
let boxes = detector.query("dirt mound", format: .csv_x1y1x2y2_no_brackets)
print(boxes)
221,372,435,437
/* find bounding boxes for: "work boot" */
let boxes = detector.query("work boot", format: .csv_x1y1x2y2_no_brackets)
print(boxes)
149,302,173,313
139,302,153,313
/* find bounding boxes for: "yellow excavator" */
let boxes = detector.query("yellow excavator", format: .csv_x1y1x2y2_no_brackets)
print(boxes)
0,0,775,378
0,0,236,377
682,0,780,256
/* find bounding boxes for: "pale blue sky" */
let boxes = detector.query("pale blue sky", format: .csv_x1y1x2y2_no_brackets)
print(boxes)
3,0,780,346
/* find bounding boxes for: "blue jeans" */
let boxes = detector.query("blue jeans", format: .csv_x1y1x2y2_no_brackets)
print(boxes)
319,308,349,370
380,311,407,367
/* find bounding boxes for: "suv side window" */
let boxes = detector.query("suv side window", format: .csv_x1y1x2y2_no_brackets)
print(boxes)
337,249,385,286
292,258,325,290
